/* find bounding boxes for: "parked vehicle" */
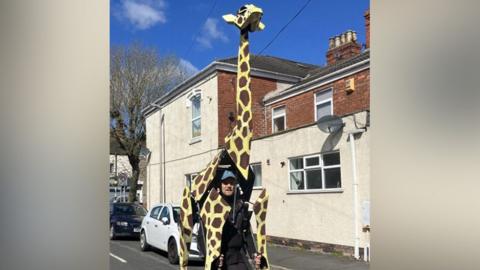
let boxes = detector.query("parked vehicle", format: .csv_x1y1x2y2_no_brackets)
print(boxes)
140,203,204,264
110,202,147,240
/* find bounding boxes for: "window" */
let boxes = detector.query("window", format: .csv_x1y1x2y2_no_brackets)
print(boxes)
250,163,262,187
150,206,162,219
159,206,170,224
315,89,333,120
272,106,286,133
110,163,114,173
185,173,198,188
191,94,201,138
289,151,341,191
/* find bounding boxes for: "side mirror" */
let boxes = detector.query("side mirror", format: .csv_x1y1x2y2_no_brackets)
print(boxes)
161,217,169,225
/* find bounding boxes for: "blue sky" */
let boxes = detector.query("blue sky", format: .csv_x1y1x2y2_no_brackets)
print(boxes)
111,0,370,73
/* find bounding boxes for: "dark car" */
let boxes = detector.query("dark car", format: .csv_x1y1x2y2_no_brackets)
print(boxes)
109,203,147,240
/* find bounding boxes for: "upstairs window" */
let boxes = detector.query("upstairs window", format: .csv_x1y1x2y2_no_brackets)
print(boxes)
191,94,201,138
315,89,333,120
272,106,286,133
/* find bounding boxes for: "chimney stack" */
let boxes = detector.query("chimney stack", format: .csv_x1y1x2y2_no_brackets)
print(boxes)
326,29,361,65
364,10,370,49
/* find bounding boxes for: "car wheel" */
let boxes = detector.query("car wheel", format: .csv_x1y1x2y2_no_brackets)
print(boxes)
109,225,116,240
140,230,150,251
167,238,179,265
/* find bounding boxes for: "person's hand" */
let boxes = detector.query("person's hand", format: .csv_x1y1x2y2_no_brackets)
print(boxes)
254,253,262,269
217,254,224,269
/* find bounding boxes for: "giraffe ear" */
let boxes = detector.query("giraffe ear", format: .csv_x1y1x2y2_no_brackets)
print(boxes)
258,22,266,31
222,14,237,24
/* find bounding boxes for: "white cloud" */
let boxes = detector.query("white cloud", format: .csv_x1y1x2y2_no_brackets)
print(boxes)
196,18,229,49
179,59,199,75
121,0,167,30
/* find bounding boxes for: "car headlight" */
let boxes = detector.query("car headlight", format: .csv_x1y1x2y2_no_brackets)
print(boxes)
116,221,128,226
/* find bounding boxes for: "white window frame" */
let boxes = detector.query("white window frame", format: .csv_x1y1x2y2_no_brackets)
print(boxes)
287,151,342,193
189,92,202,140
250,163,262,189
314,88,333,121
272,106,286,133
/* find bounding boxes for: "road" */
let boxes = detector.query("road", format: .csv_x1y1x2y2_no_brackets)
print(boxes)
110,239,369,270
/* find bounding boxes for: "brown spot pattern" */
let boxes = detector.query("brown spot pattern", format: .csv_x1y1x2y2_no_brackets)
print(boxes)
260,224,266,235
253,203,260,214
242,111,250,123
214,204,223,214
239,76,247,88
211,217,222,228
242,127,248,137
260,211,266,221
234,137,243,151
240,152,249,170
243,43,249,56
240,62,248,72
237,16,243,24
239,90,249,106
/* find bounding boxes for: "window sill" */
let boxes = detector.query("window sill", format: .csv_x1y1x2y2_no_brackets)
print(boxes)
190,137,202,145
286,188,344,195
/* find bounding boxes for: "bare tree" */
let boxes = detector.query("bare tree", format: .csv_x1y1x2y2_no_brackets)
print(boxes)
110,43,191,202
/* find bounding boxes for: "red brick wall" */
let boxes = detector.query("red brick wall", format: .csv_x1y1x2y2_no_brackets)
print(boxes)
365,10,370,49
265,69,370,135
217,71,278,147
326,42,362,65
333,69,370,116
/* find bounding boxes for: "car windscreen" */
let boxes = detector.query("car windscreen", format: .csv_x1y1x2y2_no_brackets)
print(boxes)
172,207,180,223
113,204,147,216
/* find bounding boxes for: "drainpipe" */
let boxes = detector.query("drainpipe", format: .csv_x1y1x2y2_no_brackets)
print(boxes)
161,113,166,203
150,103,164,203
348,128,365,259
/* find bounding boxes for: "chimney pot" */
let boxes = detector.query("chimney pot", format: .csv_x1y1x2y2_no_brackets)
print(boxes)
340,33,346,44
328,37,335,49
353,31,357,42
346,31,353,42
335,36,341,47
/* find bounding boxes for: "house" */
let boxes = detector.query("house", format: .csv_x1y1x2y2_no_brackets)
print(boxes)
143,10,370,260
110,137,147,203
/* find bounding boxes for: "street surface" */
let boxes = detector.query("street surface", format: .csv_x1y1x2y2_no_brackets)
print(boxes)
110,239,369,270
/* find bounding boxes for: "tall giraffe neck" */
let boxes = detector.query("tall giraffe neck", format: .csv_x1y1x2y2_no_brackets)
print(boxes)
235,29,252,128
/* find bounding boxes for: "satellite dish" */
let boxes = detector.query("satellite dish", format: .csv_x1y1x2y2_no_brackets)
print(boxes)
317,115,344,133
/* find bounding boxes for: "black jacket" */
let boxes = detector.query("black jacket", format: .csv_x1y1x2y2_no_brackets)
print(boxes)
220,199,256,266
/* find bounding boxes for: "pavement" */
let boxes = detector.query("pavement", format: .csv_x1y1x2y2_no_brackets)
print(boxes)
110,239,369,270
268,244,369,270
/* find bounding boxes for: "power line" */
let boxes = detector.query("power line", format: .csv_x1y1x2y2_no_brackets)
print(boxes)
257,0,312,56
184,0,219,58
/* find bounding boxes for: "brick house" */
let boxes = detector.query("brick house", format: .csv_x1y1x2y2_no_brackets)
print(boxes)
143,10,370,260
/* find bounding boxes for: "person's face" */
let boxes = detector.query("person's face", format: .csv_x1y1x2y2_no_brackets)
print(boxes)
220,178,236,197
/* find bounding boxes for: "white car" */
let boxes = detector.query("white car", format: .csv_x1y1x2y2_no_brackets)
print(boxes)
140,203,204,264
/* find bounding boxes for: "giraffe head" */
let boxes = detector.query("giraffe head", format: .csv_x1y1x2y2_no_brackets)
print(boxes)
223,4,265,32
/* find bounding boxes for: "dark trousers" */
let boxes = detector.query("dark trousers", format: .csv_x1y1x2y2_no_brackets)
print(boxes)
225,262,248,270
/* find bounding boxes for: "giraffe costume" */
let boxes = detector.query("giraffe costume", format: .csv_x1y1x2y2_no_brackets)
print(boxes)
179,4,269,270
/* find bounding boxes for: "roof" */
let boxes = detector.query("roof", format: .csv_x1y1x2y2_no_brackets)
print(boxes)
217,55,319,78
142,55,320,117
264,50,370,103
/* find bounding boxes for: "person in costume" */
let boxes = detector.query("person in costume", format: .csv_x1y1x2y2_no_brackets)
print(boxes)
216,170,262,270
